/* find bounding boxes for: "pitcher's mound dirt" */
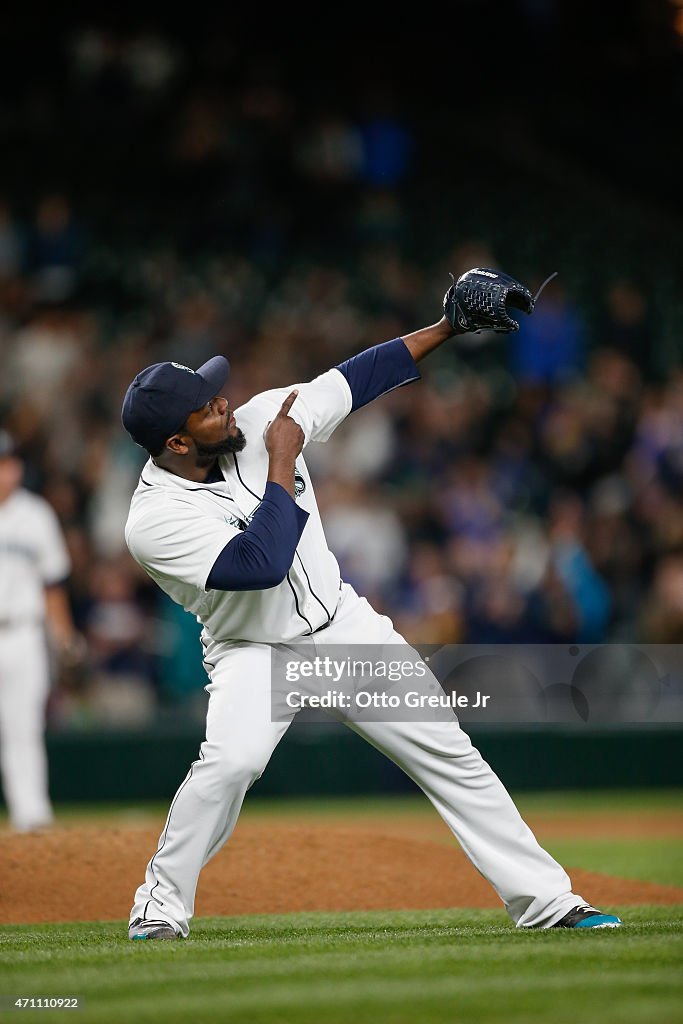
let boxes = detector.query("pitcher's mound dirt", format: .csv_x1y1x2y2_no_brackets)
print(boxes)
1,816,681,925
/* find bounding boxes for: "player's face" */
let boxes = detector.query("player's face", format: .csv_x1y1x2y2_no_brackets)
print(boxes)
181,396,246,461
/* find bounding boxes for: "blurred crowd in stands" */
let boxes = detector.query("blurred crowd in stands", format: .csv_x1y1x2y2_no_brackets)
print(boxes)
1,19,682,728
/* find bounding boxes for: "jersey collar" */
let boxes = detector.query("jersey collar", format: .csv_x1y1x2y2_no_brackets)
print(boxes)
140,457,233,492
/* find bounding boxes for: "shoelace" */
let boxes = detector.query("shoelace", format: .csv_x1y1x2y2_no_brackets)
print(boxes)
532,271,558,304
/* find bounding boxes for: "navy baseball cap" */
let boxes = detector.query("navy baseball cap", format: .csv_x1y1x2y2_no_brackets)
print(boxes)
121,356,230,453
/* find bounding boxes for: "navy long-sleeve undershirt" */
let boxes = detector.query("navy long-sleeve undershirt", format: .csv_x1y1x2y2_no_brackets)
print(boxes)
336,336,421,411
206,481,309,591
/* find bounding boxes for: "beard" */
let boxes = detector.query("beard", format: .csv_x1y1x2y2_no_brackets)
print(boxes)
194,427,247,466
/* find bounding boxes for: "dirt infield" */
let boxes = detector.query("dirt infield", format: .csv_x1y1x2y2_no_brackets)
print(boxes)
1,810,682,925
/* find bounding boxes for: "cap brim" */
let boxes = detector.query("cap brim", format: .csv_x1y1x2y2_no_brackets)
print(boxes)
194,355,231,405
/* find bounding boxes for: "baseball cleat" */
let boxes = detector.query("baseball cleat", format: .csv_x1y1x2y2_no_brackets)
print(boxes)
128,917,180,941
552,905,622,929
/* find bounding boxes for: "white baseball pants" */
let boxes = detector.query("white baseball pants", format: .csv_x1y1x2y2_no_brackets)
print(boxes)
131,584,587,936
0,623,54,831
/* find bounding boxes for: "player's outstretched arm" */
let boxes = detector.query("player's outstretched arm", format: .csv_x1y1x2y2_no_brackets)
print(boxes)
334,267,537,413
401,317,456,363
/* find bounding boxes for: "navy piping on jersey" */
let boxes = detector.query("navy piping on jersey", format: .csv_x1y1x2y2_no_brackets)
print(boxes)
200,634,216,674
231,453,261,501
285,572,314,634
233,453,332,632
295,552,331,626
140,471,240,504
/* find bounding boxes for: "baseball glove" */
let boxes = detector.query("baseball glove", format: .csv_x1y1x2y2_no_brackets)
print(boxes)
443,267,543,335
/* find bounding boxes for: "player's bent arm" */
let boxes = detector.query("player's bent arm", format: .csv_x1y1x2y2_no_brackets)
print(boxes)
44,581,87,670
206,482,309,591
264,390,305,498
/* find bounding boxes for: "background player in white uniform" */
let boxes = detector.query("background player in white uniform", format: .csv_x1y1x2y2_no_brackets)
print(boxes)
121,288,622,938
0,430,78,832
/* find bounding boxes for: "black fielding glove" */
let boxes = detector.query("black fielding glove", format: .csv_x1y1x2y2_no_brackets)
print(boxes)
443,267,537,335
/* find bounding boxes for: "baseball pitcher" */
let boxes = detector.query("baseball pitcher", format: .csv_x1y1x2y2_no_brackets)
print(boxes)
121,269,621,938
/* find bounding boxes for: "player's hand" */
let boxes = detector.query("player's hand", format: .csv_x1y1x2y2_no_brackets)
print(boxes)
264,390,305,461
58,631,88,668
54,631,89,692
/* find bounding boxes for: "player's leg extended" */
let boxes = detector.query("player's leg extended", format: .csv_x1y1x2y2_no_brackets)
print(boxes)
130,641,294,938
0,624,53,831
320,587,586,928
348,706,585,927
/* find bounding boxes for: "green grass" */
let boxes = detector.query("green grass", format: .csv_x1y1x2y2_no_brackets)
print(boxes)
1,791,681,1021
2,787,681,826
512,788,683,815
0,908,681,1024
546,838,683,888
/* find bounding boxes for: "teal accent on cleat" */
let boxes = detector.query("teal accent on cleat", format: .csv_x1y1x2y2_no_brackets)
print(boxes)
574,914,622,929
552,905,622,929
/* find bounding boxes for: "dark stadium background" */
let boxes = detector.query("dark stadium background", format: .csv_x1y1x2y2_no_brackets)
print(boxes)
0,2,682,799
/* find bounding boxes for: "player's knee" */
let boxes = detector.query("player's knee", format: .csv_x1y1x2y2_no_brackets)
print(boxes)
208,744,270,789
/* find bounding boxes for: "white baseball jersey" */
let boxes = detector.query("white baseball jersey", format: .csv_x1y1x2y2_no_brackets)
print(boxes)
0,489,71,623
125,368,353,643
